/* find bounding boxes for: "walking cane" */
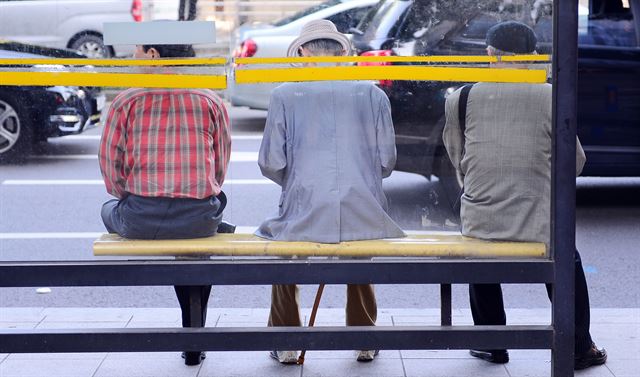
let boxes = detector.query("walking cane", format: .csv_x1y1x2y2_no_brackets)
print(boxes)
297,284,325,365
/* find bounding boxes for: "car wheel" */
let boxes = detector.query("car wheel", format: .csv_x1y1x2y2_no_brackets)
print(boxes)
70,34,110,58
435,147,463,218
0,96,33,162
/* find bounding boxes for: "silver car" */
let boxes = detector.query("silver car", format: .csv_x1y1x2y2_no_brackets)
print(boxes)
0,0,142,57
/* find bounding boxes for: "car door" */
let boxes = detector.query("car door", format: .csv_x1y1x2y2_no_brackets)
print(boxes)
0,0,60,47
577,0,640,175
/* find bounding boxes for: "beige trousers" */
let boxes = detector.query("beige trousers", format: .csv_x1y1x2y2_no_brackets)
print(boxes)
268,284,377,327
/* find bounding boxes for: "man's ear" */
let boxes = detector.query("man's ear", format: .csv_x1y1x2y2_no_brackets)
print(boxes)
148,47,161,58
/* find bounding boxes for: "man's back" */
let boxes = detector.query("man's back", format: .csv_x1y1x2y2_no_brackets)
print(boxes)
444,83,553,244
257,81,404,243
99,88,230,200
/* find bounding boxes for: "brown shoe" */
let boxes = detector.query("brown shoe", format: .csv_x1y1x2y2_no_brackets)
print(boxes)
575,343,607,370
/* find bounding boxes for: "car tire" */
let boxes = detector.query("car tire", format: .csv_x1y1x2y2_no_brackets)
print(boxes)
0,96,33,162
435,147,463,219
70,34,110,58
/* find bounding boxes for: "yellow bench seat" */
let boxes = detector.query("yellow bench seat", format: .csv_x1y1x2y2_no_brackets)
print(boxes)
93,233,546,258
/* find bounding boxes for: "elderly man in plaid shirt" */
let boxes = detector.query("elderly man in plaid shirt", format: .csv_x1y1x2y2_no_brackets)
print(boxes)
98,43,231,366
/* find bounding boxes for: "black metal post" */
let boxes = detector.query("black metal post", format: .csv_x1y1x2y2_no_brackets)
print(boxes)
440,284,452,326
552,0,578,375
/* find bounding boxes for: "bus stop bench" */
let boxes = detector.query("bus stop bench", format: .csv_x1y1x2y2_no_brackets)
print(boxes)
1,232,553,359
93,232,547,328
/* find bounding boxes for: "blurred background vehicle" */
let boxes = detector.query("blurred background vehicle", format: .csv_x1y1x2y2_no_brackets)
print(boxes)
0,0,142,58
0,42,105,161
350,0,640,203
227,0,378,110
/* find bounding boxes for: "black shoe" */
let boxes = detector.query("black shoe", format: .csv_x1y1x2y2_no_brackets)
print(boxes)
217,221,236,234
469,349,509,364
575,343,607,370
182,351,206,366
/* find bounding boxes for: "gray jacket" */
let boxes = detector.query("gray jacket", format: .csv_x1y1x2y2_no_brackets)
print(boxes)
443,83,586,247
255,81,405,243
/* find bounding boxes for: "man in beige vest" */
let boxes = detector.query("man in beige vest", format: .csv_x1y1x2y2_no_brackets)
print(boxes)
442,21,606,371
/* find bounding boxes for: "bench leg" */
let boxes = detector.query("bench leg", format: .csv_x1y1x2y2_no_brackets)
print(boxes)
440,284,452,326
188,286,204,327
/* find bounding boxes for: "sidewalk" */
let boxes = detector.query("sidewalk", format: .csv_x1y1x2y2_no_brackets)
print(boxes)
1,307,637,377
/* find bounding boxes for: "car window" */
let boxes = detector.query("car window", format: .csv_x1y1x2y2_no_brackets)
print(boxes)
272,0,342,27
362,0,412,40
353,0,385,34
326,6,374,33
579,0,638,47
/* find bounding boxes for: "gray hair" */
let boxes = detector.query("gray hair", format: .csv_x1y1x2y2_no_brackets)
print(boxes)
301,38,344,56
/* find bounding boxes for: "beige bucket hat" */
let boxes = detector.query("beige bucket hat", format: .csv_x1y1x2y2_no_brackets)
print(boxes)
286,20,352,57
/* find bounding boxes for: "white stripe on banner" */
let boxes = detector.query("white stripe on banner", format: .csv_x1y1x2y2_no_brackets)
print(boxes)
29,152,259,162
1,179,274,186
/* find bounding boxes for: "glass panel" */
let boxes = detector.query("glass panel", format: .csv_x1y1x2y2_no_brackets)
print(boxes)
579,0,638,47
10,0,638,315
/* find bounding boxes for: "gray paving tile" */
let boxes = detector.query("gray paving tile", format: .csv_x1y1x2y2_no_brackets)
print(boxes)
128,308,182,322
401,349,471,359
504,359,553,377
403,358,509,377
126,321,181,328
42,308,132,322
0,321,38,329
215,322,267,327
596,340,640,360
507,359,616,377
36,321,129,329
197,351,301,377
574,365,617,377
0,358,101,377
95,358,200,377
7,352,106,360
104,352,181,360
590,324,640,342
590,309,640,324
604,358,640,377
301,357,405,377
507,350,551,360
304,350,401,359
0,307,45,322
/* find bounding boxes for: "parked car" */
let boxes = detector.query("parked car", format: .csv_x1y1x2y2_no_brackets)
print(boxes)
351,0,640,203
0,0,142,58
0,42,105,161
228,0,379,110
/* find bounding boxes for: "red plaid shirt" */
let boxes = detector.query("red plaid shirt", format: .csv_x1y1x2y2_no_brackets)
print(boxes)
99,88,231,199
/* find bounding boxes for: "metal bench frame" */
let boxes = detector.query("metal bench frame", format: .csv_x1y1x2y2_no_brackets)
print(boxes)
0,2,578,376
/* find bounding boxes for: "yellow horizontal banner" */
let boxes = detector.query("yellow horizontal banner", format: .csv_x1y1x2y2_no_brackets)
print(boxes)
0,71,227,89
236,54,551,65
0,57,227,67
235,66,548,84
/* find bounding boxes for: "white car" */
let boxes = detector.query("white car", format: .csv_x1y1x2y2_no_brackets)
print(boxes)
0,0,142,58
228,0,379,110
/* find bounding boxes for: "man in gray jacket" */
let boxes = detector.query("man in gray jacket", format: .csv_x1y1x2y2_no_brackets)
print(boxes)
442,21,606,370
255,20,405,364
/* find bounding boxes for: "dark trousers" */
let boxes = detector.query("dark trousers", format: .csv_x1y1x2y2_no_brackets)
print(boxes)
101,193,226,353
178,0,198,20
469,249,593,354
